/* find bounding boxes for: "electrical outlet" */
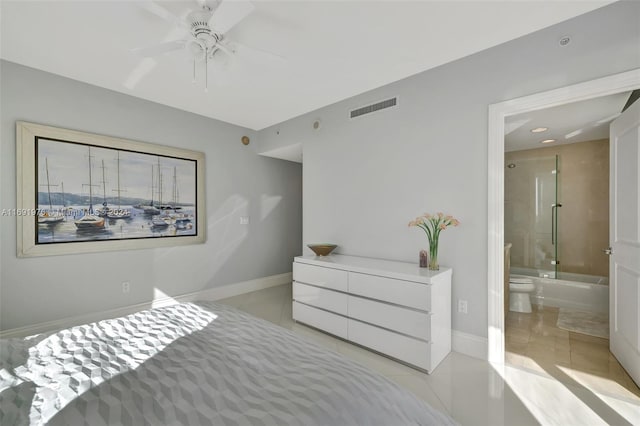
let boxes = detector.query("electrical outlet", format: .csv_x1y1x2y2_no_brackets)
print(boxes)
240,216,250,225
122,281,130,293
458,299,468,314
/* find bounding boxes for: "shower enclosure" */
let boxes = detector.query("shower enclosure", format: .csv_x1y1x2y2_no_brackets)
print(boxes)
505,155,561,278
505,150,610,291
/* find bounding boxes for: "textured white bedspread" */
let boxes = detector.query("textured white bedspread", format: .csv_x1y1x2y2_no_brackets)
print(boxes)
1,301,456,425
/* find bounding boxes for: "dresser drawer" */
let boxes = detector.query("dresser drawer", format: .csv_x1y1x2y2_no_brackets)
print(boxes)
348,319,431,370
348,272,431,311
293,302,348,339
293,262,348,292
293,282,347,315
348,296,431,341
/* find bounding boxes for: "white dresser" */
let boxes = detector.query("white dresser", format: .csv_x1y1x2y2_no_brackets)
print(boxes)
292,254,452,373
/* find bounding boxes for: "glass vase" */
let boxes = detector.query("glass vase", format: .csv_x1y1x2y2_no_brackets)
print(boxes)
428,238,439,270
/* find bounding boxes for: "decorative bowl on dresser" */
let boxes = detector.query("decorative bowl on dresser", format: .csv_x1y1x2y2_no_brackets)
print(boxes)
307,243,338,256
292,254,452,373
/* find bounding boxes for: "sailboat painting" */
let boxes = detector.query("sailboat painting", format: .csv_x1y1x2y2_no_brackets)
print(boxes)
35,137,198,244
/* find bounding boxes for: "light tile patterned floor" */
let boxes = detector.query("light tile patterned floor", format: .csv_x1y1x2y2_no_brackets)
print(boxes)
218,284,640,425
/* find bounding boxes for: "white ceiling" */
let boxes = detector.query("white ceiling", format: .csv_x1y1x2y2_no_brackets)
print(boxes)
504,92,631,152
1,1,613,130
259,142,303,163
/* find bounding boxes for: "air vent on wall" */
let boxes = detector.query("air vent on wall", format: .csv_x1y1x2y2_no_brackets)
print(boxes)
350,97,397,119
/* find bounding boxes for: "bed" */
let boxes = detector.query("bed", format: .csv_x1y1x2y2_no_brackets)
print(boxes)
0,301,456,425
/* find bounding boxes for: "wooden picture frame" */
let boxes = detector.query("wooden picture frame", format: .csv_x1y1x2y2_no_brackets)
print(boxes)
16,121,206,257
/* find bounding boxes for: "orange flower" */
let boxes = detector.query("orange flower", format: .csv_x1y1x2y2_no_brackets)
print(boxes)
409,217,423,227
408,212,460,235
409,211,459,270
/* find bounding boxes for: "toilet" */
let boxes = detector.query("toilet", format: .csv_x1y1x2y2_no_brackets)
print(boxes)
509,276,536,313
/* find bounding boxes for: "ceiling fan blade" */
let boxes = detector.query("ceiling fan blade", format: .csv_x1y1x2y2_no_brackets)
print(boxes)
194,0,217,10
131,40,187,58
124,58,158,90
209,0,255,34
142,0,190,30
214,42,235,56
229,41,287,66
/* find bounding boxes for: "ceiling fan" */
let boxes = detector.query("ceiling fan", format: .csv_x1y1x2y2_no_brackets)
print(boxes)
133,0,263,91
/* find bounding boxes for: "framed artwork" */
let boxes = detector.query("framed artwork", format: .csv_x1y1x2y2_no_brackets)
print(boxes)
16,121,206,257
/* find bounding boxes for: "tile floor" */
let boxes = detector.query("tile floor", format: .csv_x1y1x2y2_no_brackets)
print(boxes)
218,284,640,425
505,305,640,426
506,305,640,399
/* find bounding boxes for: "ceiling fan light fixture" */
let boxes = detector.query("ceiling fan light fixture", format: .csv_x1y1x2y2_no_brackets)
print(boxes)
186,39,206,61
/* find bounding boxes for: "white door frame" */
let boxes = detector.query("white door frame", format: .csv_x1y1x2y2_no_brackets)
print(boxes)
487,68,640,364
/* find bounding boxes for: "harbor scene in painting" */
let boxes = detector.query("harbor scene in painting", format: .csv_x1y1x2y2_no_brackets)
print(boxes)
36,138,197,244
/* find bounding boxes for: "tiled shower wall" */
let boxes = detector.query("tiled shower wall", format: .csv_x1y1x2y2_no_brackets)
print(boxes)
505,139,609,279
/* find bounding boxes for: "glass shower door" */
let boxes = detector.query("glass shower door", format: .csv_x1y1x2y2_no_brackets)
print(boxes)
532,155,559,277
504,155,560,278
505,154,560,277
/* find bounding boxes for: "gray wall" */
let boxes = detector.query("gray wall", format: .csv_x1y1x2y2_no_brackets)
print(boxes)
0,61,302,330
258,1,640,338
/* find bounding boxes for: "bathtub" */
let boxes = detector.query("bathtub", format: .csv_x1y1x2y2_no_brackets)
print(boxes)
510,267,609,313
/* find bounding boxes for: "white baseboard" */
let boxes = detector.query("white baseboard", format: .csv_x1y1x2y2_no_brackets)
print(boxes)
0,272,292,339
452,330,488,360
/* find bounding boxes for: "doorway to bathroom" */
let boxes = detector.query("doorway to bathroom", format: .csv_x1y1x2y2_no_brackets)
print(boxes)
504,107,611,306
502,93,640,397
486,69,640,398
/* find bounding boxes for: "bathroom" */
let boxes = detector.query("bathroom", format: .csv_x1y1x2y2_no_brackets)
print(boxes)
502,91,640,397
505,138,610,317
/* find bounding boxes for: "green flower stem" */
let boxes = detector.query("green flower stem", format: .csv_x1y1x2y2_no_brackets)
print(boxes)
417,218,440,270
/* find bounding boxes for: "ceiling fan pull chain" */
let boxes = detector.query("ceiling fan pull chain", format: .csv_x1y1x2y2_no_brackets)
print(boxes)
192,59,196,84
205,49,209,93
